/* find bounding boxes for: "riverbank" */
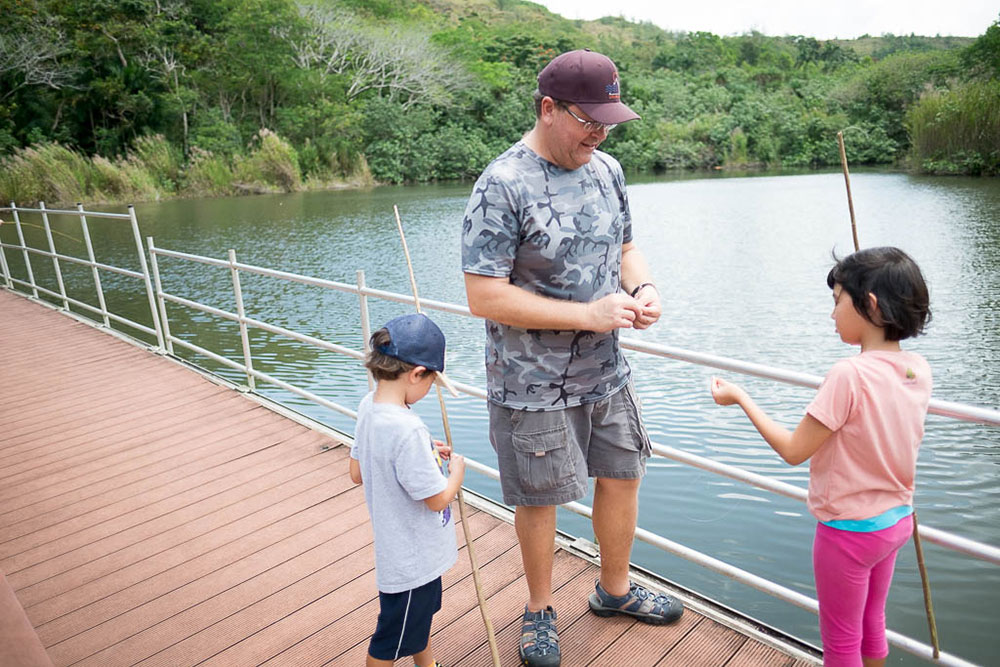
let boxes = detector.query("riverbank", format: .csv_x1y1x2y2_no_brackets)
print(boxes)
4,132,996,210
0,134,375,208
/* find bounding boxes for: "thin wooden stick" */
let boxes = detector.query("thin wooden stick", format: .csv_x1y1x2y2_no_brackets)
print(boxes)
393,205,501,667
911,512,941,658
837,131,861,252
836,135,940,659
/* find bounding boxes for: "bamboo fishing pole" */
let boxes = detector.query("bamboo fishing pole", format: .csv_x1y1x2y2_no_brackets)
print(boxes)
393,205,501,667
837,131,940,659
837,131,861,252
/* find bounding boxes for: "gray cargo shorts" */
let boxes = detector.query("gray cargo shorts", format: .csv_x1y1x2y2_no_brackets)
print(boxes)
487,380,652,507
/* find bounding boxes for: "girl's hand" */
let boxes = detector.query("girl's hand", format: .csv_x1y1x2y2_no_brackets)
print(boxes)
433,439,452,459
711,377,746,406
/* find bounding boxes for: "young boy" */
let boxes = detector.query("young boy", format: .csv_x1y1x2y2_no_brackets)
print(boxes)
349,313,465,667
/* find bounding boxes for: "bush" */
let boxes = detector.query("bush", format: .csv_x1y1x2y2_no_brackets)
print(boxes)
907,79,1000,175
181,148,236,197
189,109,244,157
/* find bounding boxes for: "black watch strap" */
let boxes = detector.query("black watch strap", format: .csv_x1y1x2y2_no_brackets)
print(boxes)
630,282,656,298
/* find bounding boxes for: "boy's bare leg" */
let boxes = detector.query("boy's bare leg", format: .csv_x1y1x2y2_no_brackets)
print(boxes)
862,657,886,667
592,477,640,596
413,636,435,666
366,654,393,666
515,505,557,610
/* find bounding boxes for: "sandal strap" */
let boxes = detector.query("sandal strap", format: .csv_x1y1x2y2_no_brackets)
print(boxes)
520,607,560,655
603,582,671,615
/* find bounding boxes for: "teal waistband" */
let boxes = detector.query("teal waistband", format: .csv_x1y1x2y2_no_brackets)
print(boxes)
821,505,914,533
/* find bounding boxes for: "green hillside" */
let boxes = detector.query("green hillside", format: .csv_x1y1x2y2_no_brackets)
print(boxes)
1,0,996,204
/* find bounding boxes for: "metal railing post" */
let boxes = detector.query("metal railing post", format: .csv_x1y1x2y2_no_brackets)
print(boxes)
11,203,38,298
39,201,69,310
229,249,256,390
0,212,12,289
78,203,110,327
146,237,174,354
128,205,165,350
357,269,374,391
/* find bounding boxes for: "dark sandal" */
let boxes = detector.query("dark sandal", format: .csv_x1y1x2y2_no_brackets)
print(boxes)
588,579,684,625
519,605,561,666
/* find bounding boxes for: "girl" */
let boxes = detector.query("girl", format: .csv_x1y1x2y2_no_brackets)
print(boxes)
710,246,932,667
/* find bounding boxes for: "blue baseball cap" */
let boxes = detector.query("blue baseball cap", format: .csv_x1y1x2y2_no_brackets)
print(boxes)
379,313,446,372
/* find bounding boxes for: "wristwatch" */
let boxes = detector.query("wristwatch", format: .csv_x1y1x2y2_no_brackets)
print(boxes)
630,282,656,298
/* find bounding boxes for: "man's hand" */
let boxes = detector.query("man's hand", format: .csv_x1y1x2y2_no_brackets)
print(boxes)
632,285,661,330
585,293,643,333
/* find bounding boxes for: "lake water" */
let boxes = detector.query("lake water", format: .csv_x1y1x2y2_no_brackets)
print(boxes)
4,169,998,664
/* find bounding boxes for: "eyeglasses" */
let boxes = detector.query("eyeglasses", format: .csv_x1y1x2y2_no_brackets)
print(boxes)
557,102,617,133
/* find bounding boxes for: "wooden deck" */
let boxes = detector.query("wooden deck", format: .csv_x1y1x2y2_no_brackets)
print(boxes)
0,289,818,666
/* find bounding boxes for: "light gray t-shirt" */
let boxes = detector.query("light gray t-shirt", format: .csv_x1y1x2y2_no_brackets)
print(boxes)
350,392,457,593
461,141,633,411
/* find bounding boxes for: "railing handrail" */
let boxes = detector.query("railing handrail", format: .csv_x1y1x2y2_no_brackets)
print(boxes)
150,245,1000,428
0,204,132,220
3,203,997,667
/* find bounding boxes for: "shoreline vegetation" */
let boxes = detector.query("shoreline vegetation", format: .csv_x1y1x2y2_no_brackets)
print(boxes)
1,1,998,208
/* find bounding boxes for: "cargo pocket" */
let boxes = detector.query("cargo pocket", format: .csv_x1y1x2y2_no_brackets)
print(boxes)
511,418,574,495
621,381,652,459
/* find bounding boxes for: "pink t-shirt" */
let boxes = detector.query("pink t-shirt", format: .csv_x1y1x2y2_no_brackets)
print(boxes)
805,350,932,523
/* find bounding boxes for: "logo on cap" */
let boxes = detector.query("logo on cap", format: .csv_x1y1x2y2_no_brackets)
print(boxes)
606,76,620,100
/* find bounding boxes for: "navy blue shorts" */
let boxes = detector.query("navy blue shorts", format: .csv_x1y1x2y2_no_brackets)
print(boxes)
368,576,442,660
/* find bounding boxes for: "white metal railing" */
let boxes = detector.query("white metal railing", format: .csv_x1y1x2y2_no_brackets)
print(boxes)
0,203,164,344
3,204,998,666
139,244,1000,667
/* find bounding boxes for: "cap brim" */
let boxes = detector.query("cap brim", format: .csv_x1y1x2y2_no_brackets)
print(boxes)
576,101,640,125
434,371,459,397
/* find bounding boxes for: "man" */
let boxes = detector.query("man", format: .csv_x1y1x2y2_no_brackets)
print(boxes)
461,49,683,667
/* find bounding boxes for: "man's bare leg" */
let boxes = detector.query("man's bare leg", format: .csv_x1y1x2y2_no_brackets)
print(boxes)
516,504,557,610
592,477,640,597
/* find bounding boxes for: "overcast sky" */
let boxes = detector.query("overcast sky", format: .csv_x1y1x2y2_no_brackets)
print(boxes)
533,0,998,40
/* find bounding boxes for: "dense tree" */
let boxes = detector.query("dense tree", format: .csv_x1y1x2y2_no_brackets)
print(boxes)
0,0,995,202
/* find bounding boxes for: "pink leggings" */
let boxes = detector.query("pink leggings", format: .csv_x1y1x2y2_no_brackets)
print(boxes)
812,516,912,667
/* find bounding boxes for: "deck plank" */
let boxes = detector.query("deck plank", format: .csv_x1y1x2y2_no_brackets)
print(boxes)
0,290,817,666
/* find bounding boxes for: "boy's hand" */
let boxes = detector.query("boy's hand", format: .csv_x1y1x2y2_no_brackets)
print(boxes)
433,439,451,459
449,453,465,478
710,377,746,406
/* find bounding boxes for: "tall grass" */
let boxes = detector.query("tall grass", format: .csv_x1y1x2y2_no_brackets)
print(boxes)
0,144,93,205
181,147,237,197
0,129,352,206
907,80,1000,175
234,129,302,193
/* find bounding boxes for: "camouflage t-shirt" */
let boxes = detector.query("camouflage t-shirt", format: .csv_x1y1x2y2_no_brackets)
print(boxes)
461,141,633,411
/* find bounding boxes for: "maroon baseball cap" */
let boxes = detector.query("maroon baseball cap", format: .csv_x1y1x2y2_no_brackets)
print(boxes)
537,49,640,125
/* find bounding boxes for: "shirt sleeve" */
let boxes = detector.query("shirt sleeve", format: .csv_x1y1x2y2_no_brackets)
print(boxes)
613,160,633,245
461,171,521,278
806,359,858,432
394,426,448,501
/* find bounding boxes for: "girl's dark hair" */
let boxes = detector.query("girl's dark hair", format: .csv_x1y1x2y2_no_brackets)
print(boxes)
365,328,434,381
826,246,931,341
